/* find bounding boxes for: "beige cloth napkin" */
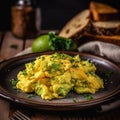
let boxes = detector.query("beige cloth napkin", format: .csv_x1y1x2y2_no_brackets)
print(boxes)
78,41,120,63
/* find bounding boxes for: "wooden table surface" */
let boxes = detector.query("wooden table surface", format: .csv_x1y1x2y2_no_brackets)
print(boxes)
0,31,120,120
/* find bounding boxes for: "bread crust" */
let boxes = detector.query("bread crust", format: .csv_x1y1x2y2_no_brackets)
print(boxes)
91,21,120,36
79,33,120,46
59,9,90,39
59,2,120,46
90,1,119,21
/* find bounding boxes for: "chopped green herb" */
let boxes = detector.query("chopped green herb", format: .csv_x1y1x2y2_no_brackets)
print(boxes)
10,44,18,49
26,93,36,98
83,81,88,88
48,32,78,51
73,98,77,102
83,94,93,100
49,62,60,73
57,88,64,96
51,77,55,80
70,59,75,63
10,79,19,90
22,70,27,75
72,64,79,68
41,56,45,60
104,71,113,77
82,63,86,66
89,71,95,76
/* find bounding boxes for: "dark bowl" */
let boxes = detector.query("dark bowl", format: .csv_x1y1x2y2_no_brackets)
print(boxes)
0,51,120,111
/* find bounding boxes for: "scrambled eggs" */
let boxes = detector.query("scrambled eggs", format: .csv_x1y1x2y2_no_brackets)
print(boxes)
17,53,104,100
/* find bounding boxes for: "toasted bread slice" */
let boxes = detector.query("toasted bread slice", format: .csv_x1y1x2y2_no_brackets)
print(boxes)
79,33,120,46
90,1,119,21
59,9,90,39
91,21,120,36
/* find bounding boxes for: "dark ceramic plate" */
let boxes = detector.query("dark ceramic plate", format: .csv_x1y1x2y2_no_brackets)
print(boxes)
0,51,120,111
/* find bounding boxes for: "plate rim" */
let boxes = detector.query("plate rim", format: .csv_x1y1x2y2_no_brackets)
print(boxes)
0,51,120,110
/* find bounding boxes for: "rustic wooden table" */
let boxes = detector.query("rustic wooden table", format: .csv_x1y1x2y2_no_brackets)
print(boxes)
0,31,52,61
0,31,120,120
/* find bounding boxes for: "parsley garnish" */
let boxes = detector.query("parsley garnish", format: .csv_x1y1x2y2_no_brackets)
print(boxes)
73,98,77,102
22,70,27,75
49,62,60,73
26,93,36,98
83,94,93,100
48,32,78,51
104,71,113,77
10,79,19,90
10,44,18,49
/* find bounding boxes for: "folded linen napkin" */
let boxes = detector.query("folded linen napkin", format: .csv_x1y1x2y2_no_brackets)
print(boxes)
78,41,120,63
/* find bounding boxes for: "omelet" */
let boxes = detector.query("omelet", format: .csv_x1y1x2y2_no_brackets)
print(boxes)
16,53,104,100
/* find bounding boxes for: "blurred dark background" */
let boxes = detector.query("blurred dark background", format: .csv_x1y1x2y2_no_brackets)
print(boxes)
0,0,120,31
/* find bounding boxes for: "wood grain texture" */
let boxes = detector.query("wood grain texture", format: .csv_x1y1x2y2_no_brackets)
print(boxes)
0,32,32,60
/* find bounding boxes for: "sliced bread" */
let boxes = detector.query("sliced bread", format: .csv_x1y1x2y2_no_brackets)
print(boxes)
79,33,120,46
91,21,120,36
90,1,119,21
59,9,90,39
